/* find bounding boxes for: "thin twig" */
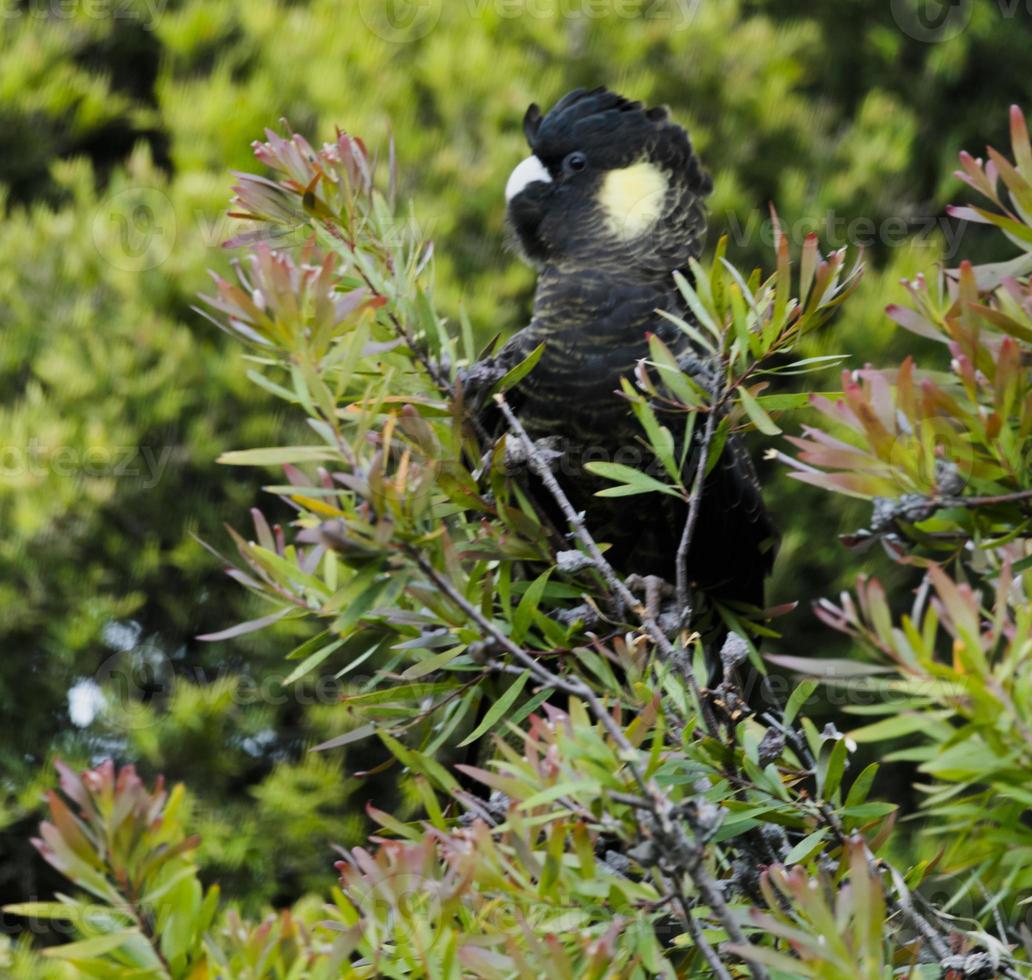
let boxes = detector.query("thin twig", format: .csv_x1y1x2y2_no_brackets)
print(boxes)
648,790,766,978
885,862,953,963
937,488,1032,508
676,396,721,619
404,547,648,793
681,900,735,980
493,393,720,736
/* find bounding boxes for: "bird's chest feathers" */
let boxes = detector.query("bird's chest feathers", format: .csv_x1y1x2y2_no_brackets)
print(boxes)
513,270,682,438
518,302,663,438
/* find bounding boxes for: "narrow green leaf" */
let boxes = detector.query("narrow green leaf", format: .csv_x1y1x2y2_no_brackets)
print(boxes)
841,802,897,820
761,355,851,375
218,446,338,466
490,342,546,395
2,902,84,921
43,931,139,959
655,308,716,356
519,780,599,810
821,737,849,800
504,687,552,730
673,268,722,344
738,387,781,435
849,714,932,743
783,828,829,865
585,462,683,498
514,570,551,642
844,763,880,808
281,636,346,685
286,630,332,661
311,723,378,752
458,671,531,747
402,646,464,679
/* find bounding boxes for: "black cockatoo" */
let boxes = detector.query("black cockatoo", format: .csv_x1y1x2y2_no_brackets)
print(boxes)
465,88,776,612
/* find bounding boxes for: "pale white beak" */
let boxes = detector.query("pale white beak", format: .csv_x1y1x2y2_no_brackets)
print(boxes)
505,155,552,203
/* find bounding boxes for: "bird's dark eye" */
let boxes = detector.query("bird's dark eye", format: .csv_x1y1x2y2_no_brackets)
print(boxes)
562,151,587,175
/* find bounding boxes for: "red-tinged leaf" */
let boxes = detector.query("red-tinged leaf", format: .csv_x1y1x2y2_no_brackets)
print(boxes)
36,823,102,885
927,565,983,660
768,201,784,251
953,149,1003,201
282,463,309,487
885,304,945,342
867,807,897,853
789,470,897,500
54,760,92,813
945,205,993,225
951,252,1032,290
987,157,1000,191
352,759,394,779
45,793,97,865
956,150,999,201
250,508,276,552
1012,105,1032,175
453,765,525,798
791,424,867,453
799,233,819,302
222,227,295,250
197,606,292,641
968,206,1032,245
987,146,1032,215
789,441,875,472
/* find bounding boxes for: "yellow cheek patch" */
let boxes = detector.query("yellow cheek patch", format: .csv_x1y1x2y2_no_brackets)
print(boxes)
597,160,667,239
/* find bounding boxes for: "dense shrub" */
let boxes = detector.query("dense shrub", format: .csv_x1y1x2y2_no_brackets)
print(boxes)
3,0,1031,948
7,99,1032,978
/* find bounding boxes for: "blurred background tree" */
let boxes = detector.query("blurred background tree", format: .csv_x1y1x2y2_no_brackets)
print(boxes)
1,0,1029,932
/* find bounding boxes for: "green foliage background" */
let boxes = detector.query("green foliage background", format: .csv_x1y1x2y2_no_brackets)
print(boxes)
1,0,1029,932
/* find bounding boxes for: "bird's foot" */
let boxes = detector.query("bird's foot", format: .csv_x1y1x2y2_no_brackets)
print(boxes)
624,574,680,633
552,602,602,630
456,358,507,405
675,350,721,395
503,434,563,476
